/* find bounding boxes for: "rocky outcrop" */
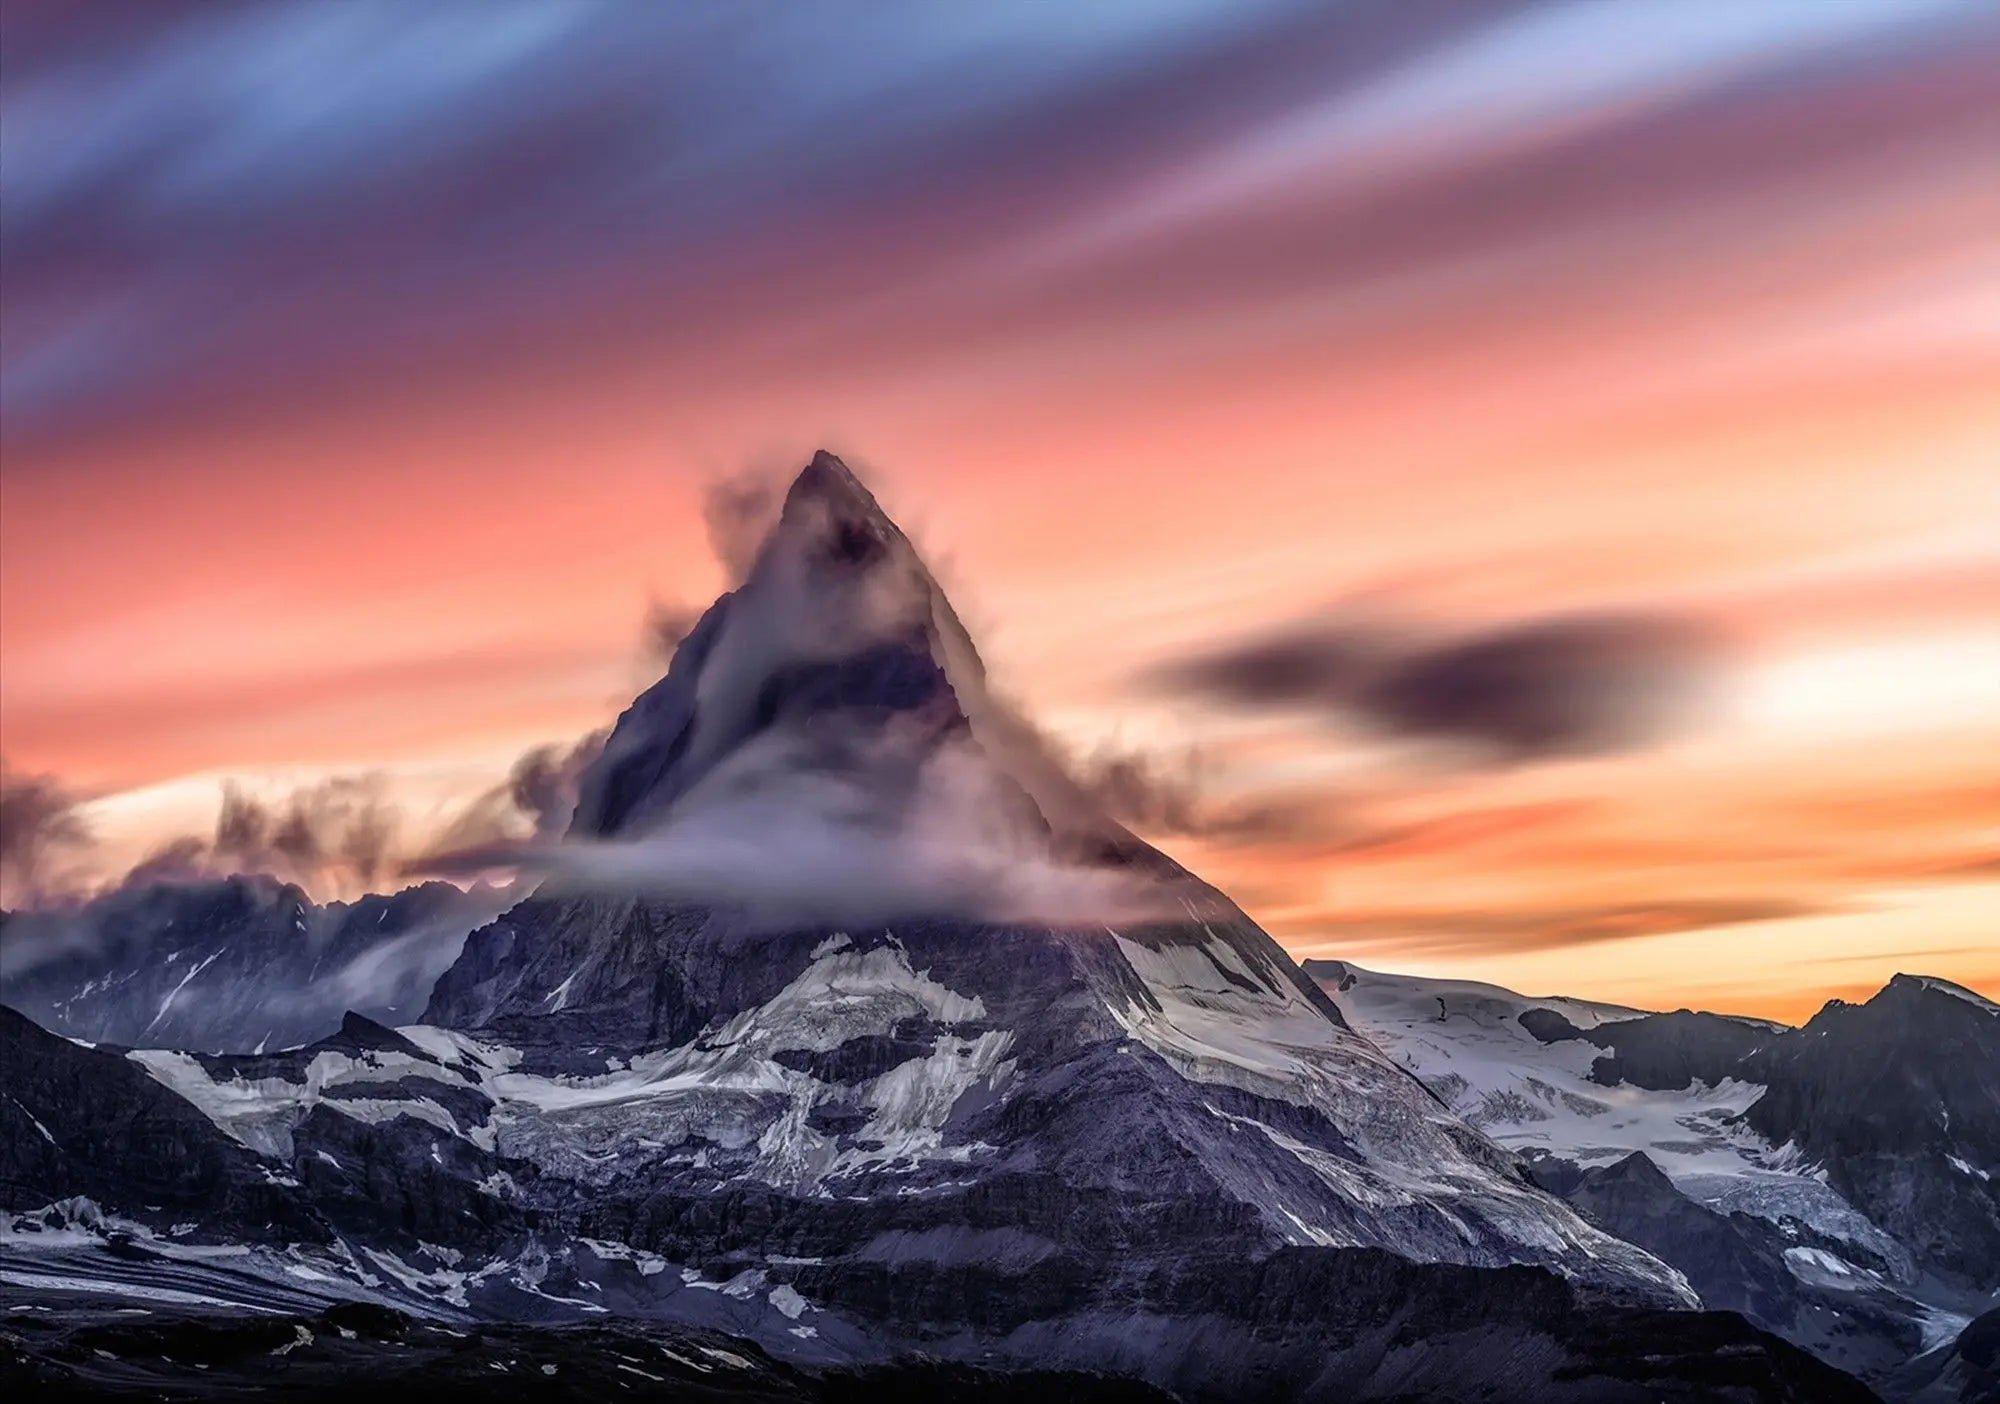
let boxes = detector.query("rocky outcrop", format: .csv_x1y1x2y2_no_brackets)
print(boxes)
1517,1005,1774,1090
1894,1306,2000,1404
1740,976,2000,1290
0,1006,322,1242
1557,1152,1933,1386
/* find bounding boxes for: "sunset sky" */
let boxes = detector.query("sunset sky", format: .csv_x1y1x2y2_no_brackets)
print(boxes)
4,1,1997,1022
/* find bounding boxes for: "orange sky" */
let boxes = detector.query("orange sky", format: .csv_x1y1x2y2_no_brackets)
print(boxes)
3,3,1996,1022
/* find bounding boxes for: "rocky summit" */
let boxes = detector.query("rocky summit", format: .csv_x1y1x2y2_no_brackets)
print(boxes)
3,455,1875,1402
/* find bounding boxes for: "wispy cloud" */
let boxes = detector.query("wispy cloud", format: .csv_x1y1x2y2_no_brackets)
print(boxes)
1280,896,1840,958
1150,611,1730,763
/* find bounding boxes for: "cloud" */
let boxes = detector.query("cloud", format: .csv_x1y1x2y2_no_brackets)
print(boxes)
1279,896,1835,958
6,770,417,908
1306,798,1601,862
1153,611,1729,763
120,835,213,888
642,600,701,669
701,468,787,584
503,730,610,840
1,3,1334,439
420,722,1181,931
2,760,422,909
407,729,612,872
209,776,403,893
1045,737,1355,848
0,760,94,906
1068,745,1209,836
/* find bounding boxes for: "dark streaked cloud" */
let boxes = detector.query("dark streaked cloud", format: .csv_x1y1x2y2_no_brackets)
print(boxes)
209,776,402,891
503,729,610,841
1360,614,1725,758
413,728,612,868
0,0,1324,437
1063,745,1360,848
10,1,1988,443
0,760,93,905
1153,612,1728,763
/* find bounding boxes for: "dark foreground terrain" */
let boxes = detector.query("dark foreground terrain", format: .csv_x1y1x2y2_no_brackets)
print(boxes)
3,1296,1178,1404
0,1274,1876,1404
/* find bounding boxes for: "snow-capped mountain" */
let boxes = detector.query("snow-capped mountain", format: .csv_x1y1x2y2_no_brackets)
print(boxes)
1,455,1871,1401
0,877,509,1054
415,458,1687,1296
1310,959,2000,1394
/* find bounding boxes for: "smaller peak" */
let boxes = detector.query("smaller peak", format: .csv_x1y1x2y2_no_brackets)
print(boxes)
326,1011,429,1059
1887,973,1999,1016
1589,1151,1674,1190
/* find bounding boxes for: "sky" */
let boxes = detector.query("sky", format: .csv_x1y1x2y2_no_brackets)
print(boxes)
3,0,1997,1022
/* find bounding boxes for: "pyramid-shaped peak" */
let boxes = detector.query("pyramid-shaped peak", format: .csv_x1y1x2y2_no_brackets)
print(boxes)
761,450,910,579
567,450,998,840
786,449,877,511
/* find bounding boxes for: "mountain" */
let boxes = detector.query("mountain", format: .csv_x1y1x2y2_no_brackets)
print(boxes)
0,1006,326,1242
1,454,1869,1401
0,877,509,1054
1311,958,2000,1394
1737,976,2000,1288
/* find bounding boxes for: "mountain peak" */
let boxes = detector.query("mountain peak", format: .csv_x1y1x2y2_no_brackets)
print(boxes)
567,451,988,842
756,449,925,594
785,448,878,514
1584,1150,1676,1191
1884,972,1999,1016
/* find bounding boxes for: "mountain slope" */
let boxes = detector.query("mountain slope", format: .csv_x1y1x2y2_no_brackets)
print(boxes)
1739,975,2000,1288
0,878,507,1054
1312,958,1999,1393
0,1006,323,1241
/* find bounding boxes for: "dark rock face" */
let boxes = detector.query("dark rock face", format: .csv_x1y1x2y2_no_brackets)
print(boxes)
1556,1152,1931,1386
0,878,506,1053
0,1192,1869,1403
1565,1152,1801,1324
1517,1005,1774,1091
0,1007,322,1242
1741,976,2000,1290
0,978,1868,1402
1892,1305,2000,1404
